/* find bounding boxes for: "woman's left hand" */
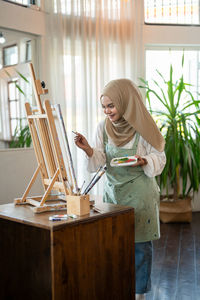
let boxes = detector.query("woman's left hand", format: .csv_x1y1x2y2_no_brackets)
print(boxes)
131,155,148,167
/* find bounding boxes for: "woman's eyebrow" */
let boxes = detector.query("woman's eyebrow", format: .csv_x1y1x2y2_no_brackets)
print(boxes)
102,103,113,107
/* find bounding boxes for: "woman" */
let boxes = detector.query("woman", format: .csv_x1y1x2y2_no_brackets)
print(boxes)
74,79,166,300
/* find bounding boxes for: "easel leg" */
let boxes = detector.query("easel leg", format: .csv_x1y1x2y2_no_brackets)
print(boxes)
21,164,42,202
40,168,60,206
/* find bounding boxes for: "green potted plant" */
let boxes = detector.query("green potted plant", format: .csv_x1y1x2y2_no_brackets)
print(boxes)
9,123,32,148
139,55,200,223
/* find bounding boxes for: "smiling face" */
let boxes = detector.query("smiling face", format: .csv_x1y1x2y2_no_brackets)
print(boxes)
101,96,121,122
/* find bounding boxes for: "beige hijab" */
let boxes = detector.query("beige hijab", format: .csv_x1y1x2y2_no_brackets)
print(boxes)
101,79,165,152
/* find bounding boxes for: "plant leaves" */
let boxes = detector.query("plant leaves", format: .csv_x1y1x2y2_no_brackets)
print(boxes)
139,53,200,197
16,70,30,83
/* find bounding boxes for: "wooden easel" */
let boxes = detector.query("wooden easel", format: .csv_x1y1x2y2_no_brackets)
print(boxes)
14,63,90,215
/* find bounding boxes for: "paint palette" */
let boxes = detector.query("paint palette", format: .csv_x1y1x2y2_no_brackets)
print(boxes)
110,156,138,167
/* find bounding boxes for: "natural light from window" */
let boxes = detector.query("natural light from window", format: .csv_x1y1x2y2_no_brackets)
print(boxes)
3,45,18,66
145,50,200,114
5,0,28,5
144,0,200,24
54,0,125,19
4,0,40,6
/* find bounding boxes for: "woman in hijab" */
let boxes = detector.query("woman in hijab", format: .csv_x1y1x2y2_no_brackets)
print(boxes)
74,79,166,300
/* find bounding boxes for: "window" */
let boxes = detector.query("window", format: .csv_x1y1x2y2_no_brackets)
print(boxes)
4,0,39,7
0,64,32,143
4,0,29,6
145,49,200,113
8,79,27,137
0,29,38,146
8,79,20,137
3,45,18,67
25,40,32,62
144,0,200,25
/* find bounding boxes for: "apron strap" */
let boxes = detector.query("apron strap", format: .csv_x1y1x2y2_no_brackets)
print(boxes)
133,132,140,151
103,122,108,149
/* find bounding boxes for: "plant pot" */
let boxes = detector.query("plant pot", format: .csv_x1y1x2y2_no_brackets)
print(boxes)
159,196,192,223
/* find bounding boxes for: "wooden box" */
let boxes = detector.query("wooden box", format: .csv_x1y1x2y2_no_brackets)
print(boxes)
66,194,90,216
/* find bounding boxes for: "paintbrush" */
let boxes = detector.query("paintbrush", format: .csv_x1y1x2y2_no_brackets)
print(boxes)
83,165,103,194
79,180,85,195
84,166,107,195
72,130,78,135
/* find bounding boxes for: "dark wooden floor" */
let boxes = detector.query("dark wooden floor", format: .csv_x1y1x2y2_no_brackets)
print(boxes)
146,212,200,300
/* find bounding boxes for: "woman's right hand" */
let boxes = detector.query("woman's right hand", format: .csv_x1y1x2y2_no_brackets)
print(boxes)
73,132,93,157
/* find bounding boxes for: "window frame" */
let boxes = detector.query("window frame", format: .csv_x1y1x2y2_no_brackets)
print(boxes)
3,0,39,8
3,0,28,8
3,44,18,67
25,40,32,62
7,79,19,138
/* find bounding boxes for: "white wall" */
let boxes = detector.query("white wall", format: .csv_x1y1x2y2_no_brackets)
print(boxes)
0,148,43,205
0,0,46,79
0,1,45,36
144,25,200,46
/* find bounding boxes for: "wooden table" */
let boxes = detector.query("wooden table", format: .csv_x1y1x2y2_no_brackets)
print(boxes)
0,202,135,300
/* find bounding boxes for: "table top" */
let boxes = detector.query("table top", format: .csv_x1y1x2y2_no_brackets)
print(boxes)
0,202,134,231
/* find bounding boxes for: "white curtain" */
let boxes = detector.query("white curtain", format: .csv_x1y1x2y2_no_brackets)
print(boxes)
43,0,139,197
